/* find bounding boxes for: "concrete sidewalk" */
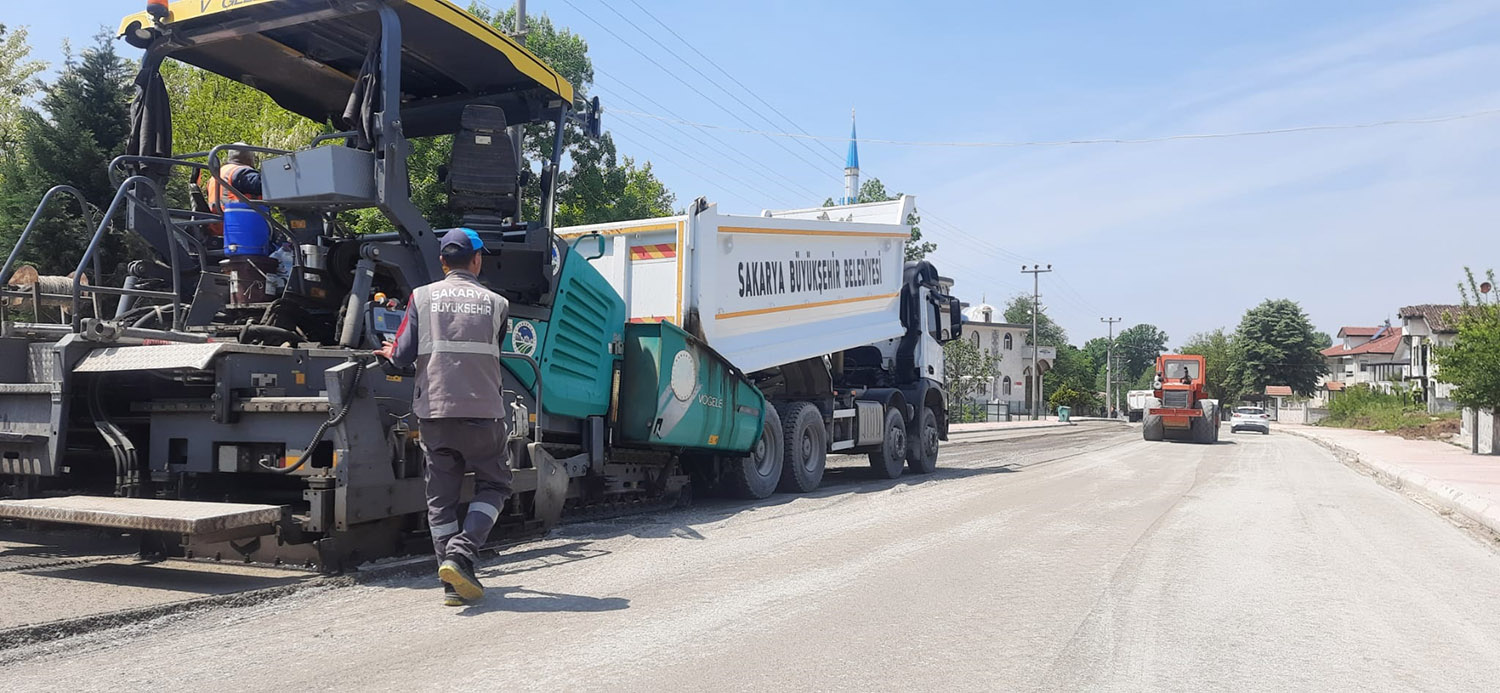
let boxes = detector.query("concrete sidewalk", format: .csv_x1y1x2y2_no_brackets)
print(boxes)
1282,424,1500,539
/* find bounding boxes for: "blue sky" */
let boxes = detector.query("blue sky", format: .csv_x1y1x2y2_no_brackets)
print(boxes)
11,1,1500,347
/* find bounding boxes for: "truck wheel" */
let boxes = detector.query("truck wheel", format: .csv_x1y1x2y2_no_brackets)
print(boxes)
724,403,783,499
868,407,907,479
906,406,939,474
778,402,827,493
1143,414,1164,441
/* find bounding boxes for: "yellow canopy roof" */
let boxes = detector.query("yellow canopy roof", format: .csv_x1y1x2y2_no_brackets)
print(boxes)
120,0,574,130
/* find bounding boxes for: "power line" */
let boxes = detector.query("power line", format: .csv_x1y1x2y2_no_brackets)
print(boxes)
610,106,1500,148
560,0,837,193
605,117,798,209
607,0,846,171
592,78,826,203
604,129,765,211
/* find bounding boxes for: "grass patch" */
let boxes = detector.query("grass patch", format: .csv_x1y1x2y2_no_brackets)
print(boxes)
1319,384,1460,439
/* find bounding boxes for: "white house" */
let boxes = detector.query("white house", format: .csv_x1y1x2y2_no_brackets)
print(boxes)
960,302,1034,417
1399,304,1464,413
1320,324,1407,388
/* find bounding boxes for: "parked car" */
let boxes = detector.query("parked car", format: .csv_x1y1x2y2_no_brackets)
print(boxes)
1230,406,1271,434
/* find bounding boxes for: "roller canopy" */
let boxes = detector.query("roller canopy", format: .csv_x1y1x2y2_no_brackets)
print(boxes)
119,0,574,136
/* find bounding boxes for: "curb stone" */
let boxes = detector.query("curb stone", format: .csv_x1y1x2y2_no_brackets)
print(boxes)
1283,428,1500,542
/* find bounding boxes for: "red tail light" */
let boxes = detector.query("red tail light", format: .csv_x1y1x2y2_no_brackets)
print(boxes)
147,0,169,20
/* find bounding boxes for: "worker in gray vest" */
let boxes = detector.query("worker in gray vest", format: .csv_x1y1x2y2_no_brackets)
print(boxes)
378,228,511,606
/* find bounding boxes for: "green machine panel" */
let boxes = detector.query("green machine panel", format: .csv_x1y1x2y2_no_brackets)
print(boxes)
619,321,765,453
502,247,625,419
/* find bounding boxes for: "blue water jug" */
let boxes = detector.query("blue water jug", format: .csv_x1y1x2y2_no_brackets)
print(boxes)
223,202,272,256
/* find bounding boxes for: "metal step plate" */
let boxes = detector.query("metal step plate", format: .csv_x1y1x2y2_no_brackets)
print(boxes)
0,496,282,535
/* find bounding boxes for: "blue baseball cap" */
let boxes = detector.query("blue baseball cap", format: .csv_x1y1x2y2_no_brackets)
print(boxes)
439,228,484,262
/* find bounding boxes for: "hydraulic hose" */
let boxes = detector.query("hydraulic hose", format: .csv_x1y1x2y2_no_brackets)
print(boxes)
261,359,367,474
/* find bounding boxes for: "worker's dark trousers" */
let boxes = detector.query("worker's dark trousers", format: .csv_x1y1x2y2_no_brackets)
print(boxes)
418,417,513,564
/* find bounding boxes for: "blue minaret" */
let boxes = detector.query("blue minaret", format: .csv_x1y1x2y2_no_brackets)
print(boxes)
842,109,859,205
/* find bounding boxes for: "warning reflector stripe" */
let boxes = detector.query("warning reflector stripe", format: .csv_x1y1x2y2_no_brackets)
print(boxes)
629,243,677,261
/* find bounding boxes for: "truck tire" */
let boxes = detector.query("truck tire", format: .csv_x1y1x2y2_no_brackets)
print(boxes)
724,403,783,499
778,402,827,493
868,407,907,479
906,405,939,474
1143,414,1164,441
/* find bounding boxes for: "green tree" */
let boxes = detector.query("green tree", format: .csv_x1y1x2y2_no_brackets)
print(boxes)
1311,331,1333,350
824,177,934,261
1180,328,1243,405
0,24,46,150
160,61,327,156
1081,336,1110,378
1116,323,1169,382
1002,293,1067,348
1435,268,1500,411
943,336,997,422
1042,343,1098,413
0,32,133,275
1228,299,1329,397
1049,383,1095,412
467,7,674,229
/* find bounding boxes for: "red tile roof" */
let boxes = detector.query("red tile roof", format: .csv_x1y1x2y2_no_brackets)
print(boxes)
1398,304,1466,333
1321,328,1403,357
1337,326,1381,338
1324,381,1345,391
1265,386,1293,396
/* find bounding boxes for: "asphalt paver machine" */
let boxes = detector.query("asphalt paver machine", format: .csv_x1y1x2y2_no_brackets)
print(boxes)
0,0,768,570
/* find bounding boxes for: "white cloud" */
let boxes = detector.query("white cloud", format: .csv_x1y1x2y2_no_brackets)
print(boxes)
925,1,1500,343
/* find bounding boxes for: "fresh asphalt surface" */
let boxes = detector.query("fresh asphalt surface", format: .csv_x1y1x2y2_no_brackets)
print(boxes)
6,423,1500,691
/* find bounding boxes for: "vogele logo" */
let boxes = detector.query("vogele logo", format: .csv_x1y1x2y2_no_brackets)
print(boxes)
204,0,261,12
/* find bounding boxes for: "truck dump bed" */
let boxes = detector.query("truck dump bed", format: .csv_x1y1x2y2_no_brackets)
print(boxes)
559,198,914,374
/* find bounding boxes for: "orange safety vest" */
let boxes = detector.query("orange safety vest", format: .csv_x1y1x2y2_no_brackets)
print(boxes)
204,163,259,210
202,163,259,236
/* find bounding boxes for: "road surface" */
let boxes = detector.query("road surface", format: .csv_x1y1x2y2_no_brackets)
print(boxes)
5,425,1500,691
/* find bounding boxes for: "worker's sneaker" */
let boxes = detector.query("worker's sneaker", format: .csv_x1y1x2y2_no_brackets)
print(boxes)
438,554,483,601
442,583,466,607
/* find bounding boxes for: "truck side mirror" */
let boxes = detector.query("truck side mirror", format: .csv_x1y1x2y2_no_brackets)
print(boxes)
947,297,963,341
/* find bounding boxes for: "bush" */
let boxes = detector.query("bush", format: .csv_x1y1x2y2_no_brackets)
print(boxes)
1321,383,1457,436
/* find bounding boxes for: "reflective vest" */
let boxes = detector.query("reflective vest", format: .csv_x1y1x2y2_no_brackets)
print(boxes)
203,163,259,236
410,270,510,419
204,163,258,210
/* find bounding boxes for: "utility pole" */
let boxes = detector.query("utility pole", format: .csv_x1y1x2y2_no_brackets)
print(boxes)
1101,317,1121,419
1021,264,1052,420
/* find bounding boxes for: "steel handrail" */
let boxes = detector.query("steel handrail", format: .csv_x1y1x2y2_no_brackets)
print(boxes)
71,176,184,332
0,186,101,330
109,152,302,270
500,351,545,445
0,185,97,285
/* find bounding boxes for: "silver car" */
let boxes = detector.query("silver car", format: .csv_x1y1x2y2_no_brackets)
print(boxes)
1230,406,1271,434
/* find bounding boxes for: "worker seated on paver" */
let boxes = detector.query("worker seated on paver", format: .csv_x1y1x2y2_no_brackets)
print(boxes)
194,143,263,237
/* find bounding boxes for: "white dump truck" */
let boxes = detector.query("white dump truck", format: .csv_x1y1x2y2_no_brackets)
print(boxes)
559,196,962,498
1126,389,1156,422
